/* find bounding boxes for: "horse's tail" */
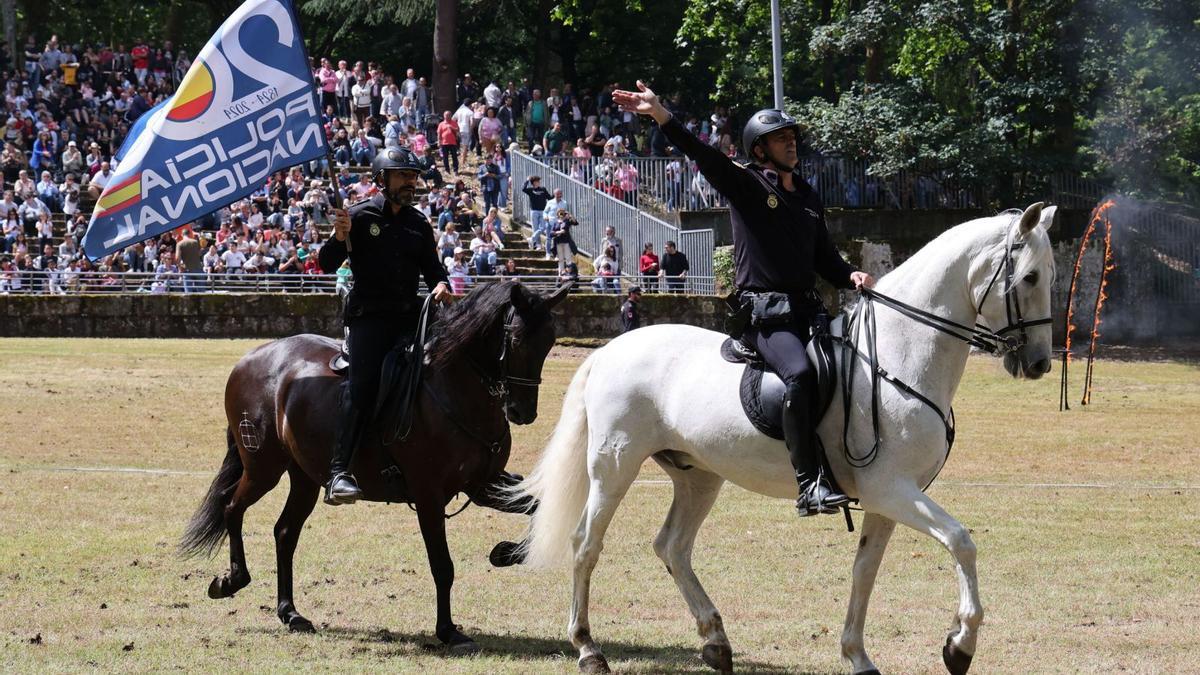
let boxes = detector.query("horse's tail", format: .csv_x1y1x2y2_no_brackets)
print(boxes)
179,427,243,559
505,354,595,568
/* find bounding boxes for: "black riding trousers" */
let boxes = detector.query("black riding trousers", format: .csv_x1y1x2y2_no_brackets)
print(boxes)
346,312,417,413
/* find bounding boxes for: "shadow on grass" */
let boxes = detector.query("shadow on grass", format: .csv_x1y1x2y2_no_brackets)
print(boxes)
240,623,828,673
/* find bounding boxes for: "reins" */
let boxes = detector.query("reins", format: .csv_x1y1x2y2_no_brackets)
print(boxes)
832,229,1052,487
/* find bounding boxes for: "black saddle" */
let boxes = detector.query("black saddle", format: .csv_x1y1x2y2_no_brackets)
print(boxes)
720,330,839,440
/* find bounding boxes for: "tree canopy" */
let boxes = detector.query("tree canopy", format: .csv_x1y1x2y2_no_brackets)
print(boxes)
9,0,1197,203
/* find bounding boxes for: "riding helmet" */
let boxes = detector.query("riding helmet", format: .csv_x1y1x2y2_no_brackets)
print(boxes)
741,108,800,159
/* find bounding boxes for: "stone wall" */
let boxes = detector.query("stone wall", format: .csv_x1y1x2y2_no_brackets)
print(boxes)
0,292,726,339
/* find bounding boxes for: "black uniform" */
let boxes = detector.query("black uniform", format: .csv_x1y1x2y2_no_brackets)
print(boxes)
319,194,449,413
620,298,640,333
658,116,855,384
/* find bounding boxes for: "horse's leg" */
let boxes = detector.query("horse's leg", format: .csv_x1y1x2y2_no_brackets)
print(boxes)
207,465,283,599
651,466,731,674
273,466,319,633
839,511,897,675
871,488,981,675
414,497,479,655
569,457,640,674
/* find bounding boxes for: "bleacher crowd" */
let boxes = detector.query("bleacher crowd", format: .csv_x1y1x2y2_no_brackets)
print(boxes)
0,33,718,296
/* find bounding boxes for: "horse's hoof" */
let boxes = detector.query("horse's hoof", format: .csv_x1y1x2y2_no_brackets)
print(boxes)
578,654,611,674
207,572,249,599
489,540,525,568
448,638,480,655
701,642,733,673
286,615,315,633
942,636,973,675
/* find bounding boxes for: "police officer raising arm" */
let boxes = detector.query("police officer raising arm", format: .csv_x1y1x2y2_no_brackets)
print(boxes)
613,81,875,517
320,147,452,506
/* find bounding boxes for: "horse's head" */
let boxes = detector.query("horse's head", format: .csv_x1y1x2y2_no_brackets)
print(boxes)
973,202,1057,379
500,282,571,424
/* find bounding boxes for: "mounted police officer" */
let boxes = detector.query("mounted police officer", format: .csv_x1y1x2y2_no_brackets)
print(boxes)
614,81,876,517
319,147,452,505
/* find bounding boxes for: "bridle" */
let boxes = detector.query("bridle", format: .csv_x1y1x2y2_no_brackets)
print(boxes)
835,224,1053,474
473,305,544,401
972,234,1053,355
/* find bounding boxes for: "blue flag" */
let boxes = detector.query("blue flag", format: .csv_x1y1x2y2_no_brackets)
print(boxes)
83,0,326,260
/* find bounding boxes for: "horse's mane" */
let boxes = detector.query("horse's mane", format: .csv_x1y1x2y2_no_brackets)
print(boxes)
878,209,1054,296
426,280,531,368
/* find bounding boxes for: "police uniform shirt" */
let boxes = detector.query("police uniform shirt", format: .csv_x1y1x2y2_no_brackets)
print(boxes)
659,116,855,296
318,194,449,312
620,299,640,332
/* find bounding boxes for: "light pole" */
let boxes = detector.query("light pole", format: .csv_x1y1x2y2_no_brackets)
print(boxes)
770,0,784,109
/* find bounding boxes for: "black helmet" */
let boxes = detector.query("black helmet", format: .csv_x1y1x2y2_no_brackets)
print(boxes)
371,147,422,180
741,108,799,160
371,147,422,204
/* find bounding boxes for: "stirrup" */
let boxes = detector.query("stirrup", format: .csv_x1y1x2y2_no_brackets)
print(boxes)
795,479,849,517
324,472,362,506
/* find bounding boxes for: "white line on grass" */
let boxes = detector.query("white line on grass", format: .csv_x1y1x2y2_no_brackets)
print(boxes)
6,466,1200,491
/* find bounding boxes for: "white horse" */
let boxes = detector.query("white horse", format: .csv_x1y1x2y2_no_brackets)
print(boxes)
507,202,1057,674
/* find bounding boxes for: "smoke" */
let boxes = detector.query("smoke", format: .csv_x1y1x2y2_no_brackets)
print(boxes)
1056,194,1200,348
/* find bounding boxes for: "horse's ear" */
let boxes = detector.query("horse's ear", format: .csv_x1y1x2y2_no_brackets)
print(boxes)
542,282,572,310
1019,202,1044,235
510,281,532,313
1038,205,1057,231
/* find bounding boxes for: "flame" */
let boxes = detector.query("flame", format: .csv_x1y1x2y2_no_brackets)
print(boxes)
1082,218,1116,405
1064,199,1115,365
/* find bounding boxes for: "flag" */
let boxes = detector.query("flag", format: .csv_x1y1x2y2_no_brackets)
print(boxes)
83,0,327,260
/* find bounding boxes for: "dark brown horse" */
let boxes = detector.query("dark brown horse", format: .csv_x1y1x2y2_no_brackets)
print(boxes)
181,281,569,653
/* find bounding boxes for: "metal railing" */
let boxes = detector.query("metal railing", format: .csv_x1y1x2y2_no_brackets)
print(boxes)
1,269,720,296
0,270,342,294
511,151,716,293
533,154,988,212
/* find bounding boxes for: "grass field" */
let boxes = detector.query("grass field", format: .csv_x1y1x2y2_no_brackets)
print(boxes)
1,338,1197,674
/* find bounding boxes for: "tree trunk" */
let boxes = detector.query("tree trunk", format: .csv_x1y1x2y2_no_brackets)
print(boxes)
864,41,883,85
1,0,15,70
163,0,184,47
819,0,835,101
432,0,458,116
531,0,555,88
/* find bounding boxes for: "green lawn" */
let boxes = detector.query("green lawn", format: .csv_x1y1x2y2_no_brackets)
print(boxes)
0,339,1197,673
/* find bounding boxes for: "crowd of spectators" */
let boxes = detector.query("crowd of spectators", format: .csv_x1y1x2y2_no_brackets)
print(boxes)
0,31,715,296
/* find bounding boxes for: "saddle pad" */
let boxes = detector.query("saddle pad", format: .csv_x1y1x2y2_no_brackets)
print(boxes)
740,362,786,440
723,336,838,439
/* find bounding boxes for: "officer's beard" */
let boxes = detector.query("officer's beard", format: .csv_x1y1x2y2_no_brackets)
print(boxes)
385,186,416,206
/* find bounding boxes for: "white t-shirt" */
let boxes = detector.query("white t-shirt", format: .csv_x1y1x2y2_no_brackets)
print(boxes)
221,249,246,270
89,171,113,191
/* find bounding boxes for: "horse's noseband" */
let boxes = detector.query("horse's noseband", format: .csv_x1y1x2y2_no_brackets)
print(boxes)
973,238,1053,355
477,305,544,401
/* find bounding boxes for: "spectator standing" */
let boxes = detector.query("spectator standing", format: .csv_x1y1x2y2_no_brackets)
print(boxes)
334,60,354,119
452,101,473,169
620,286,642,332
550,210,575,273
525,89,546,146
660,240,689,293
436,111,460,174
639,241,659,291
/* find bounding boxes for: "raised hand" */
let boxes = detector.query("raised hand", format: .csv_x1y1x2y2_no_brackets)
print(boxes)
612,80,670,124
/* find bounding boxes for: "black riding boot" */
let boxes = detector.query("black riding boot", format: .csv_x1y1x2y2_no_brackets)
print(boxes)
783,380,848,516
324,388,365,506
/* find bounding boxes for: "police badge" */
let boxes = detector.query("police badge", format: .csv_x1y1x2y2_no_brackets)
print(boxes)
767,194,779,209
369,223,381,236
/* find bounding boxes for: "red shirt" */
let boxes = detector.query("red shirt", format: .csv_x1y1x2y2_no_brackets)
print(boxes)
437,120,459,146
640,252,659,274
131,45,150,69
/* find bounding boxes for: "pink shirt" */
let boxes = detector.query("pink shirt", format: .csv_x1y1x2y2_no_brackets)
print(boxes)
479,117,502,141
317,67,337,93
